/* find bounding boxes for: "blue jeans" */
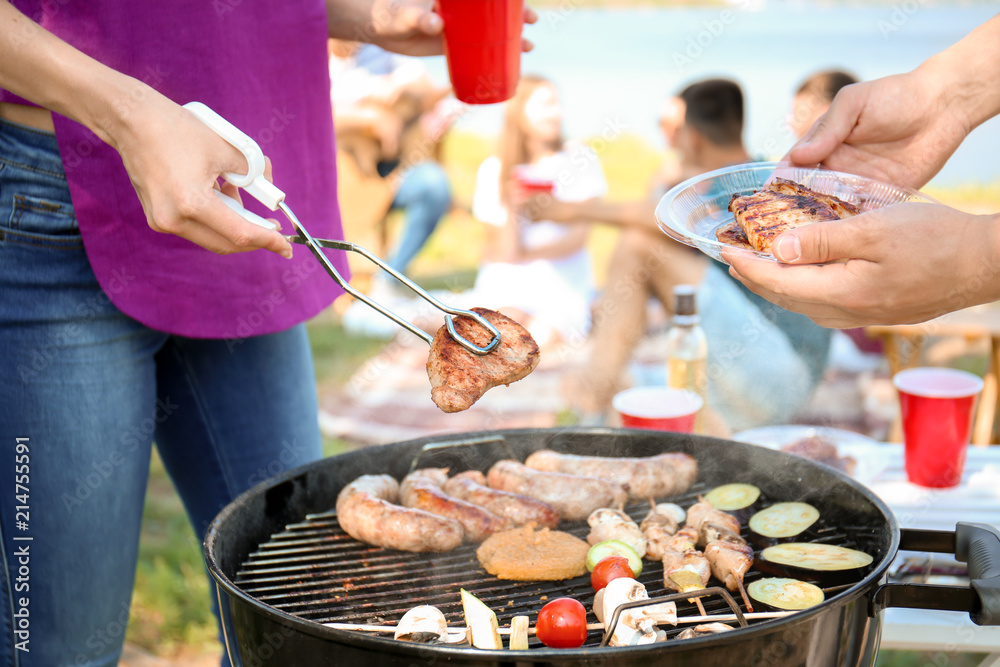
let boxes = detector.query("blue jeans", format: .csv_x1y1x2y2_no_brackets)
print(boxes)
0,118,322,666
385,161,451,275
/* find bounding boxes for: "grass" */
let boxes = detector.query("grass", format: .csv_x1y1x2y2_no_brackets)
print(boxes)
125,128,999,663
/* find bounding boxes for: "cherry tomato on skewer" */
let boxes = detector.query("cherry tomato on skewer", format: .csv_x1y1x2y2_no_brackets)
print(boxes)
535,597,587,648
591,555,634,592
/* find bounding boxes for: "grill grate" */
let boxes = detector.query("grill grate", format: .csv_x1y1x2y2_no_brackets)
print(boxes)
234,480,875,648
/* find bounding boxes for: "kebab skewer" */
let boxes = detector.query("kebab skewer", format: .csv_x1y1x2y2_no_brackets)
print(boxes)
684,498,755,612
641,501,710,616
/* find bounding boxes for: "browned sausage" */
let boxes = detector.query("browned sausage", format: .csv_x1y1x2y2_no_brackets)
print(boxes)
400,468,511,542
486,460,627,522
524,449,698,499
335,474,463,552
442,470,560,529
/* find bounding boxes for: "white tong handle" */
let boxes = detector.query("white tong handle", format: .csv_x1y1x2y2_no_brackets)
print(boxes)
183,101,285,231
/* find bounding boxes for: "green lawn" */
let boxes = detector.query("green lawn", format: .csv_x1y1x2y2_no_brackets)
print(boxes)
125,129,999,664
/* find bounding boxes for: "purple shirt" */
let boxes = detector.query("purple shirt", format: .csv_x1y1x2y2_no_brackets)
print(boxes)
0,0,348,338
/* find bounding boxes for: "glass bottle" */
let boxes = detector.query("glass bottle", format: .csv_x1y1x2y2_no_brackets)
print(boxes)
665,285,708,431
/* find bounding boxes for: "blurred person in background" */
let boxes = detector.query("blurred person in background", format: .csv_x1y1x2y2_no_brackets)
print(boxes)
788,70,857,140
470,75,607,348
523,79,832,431
329,40,457,295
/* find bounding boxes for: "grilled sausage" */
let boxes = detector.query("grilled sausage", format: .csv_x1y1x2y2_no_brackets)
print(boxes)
400,468,511,542
442,470,560,529
523,449,698,499
486,460,627,521
336,474,463,552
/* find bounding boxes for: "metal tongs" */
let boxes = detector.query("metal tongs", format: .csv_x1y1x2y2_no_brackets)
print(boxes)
184,103,500,355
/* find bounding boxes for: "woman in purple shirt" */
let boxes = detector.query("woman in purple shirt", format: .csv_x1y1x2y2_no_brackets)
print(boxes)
0,1,532,664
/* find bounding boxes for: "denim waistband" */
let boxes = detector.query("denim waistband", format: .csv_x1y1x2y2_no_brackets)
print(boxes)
0,116,65,179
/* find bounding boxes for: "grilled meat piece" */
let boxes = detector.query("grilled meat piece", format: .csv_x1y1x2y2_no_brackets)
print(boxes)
336,474,463,552
768,178,861,219
586,508,647,558
685,500,742,545
486,459,628,521
523,450,698,499
781,435,858,476
667,526,700,554
704,540,755,592
728,178,859,254
715,220,753,250
400,469,511,543
641,504,681,561
427,307,540,413
442,470,560,529
662,549,711,594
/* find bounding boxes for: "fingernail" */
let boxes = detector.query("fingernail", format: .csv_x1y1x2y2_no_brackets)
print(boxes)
282,248,293,260
774,235,801,262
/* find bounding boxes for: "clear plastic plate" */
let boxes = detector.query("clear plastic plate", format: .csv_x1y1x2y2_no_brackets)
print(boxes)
654,162,940,264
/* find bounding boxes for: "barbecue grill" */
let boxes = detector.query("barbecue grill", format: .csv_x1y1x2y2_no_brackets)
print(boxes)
205,428,1000,666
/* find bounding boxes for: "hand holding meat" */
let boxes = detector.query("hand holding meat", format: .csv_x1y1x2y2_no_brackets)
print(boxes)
427,307,540,413
726,202,999,327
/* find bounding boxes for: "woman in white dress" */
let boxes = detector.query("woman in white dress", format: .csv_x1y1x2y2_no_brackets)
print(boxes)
472,75,607,347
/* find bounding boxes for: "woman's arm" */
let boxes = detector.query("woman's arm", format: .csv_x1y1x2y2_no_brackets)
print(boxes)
0,1,293,257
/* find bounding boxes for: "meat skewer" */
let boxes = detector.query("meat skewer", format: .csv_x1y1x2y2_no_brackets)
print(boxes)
683,497,755,612
441,470,560,529
641,500,707,616
587,508,647,558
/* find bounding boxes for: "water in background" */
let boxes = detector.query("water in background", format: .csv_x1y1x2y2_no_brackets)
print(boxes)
421,3,1000,187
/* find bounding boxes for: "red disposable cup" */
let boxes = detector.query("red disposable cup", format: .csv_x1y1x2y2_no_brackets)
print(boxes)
511,166,554,201
893,367,983,488
436,0,523,105
612,387,703,433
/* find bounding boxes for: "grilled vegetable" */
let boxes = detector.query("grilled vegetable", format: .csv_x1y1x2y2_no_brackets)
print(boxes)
394,605,448,642
591,555,634,592
508,615,529,650
703,483,760,512
762,543,873,571
757,543,874,584
749,502,819,543
460,589,503,649
535,598,587,649
585,540,643,577
747,577,825,611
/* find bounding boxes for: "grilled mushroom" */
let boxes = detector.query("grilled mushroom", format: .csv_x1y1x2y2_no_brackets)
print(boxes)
394,605,448,643
599,578,676,646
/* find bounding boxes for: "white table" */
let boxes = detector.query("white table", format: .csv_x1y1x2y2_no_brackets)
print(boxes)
864,444,1000,663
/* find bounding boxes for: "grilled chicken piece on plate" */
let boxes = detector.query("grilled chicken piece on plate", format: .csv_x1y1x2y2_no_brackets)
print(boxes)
427,307,540,413
728,177,859,254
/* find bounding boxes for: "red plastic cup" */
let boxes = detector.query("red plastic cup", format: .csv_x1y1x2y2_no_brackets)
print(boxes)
612,387,703,433
436,0,523,105
893,367,983,488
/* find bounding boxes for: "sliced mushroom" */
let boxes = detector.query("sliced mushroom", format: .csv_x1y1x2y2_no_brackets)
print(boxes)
600,577,676,646
394,605,449,643
676,622,733,640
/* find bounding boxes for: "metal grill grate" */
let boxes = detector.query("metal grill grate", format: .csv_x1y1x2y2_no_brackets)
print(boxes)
234,481,876,648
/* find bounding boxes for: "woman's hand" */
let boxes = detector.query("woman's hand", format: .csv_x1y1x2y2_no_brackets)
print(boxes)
110,91,292,257
724,203,1000,328
336,0,537,57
